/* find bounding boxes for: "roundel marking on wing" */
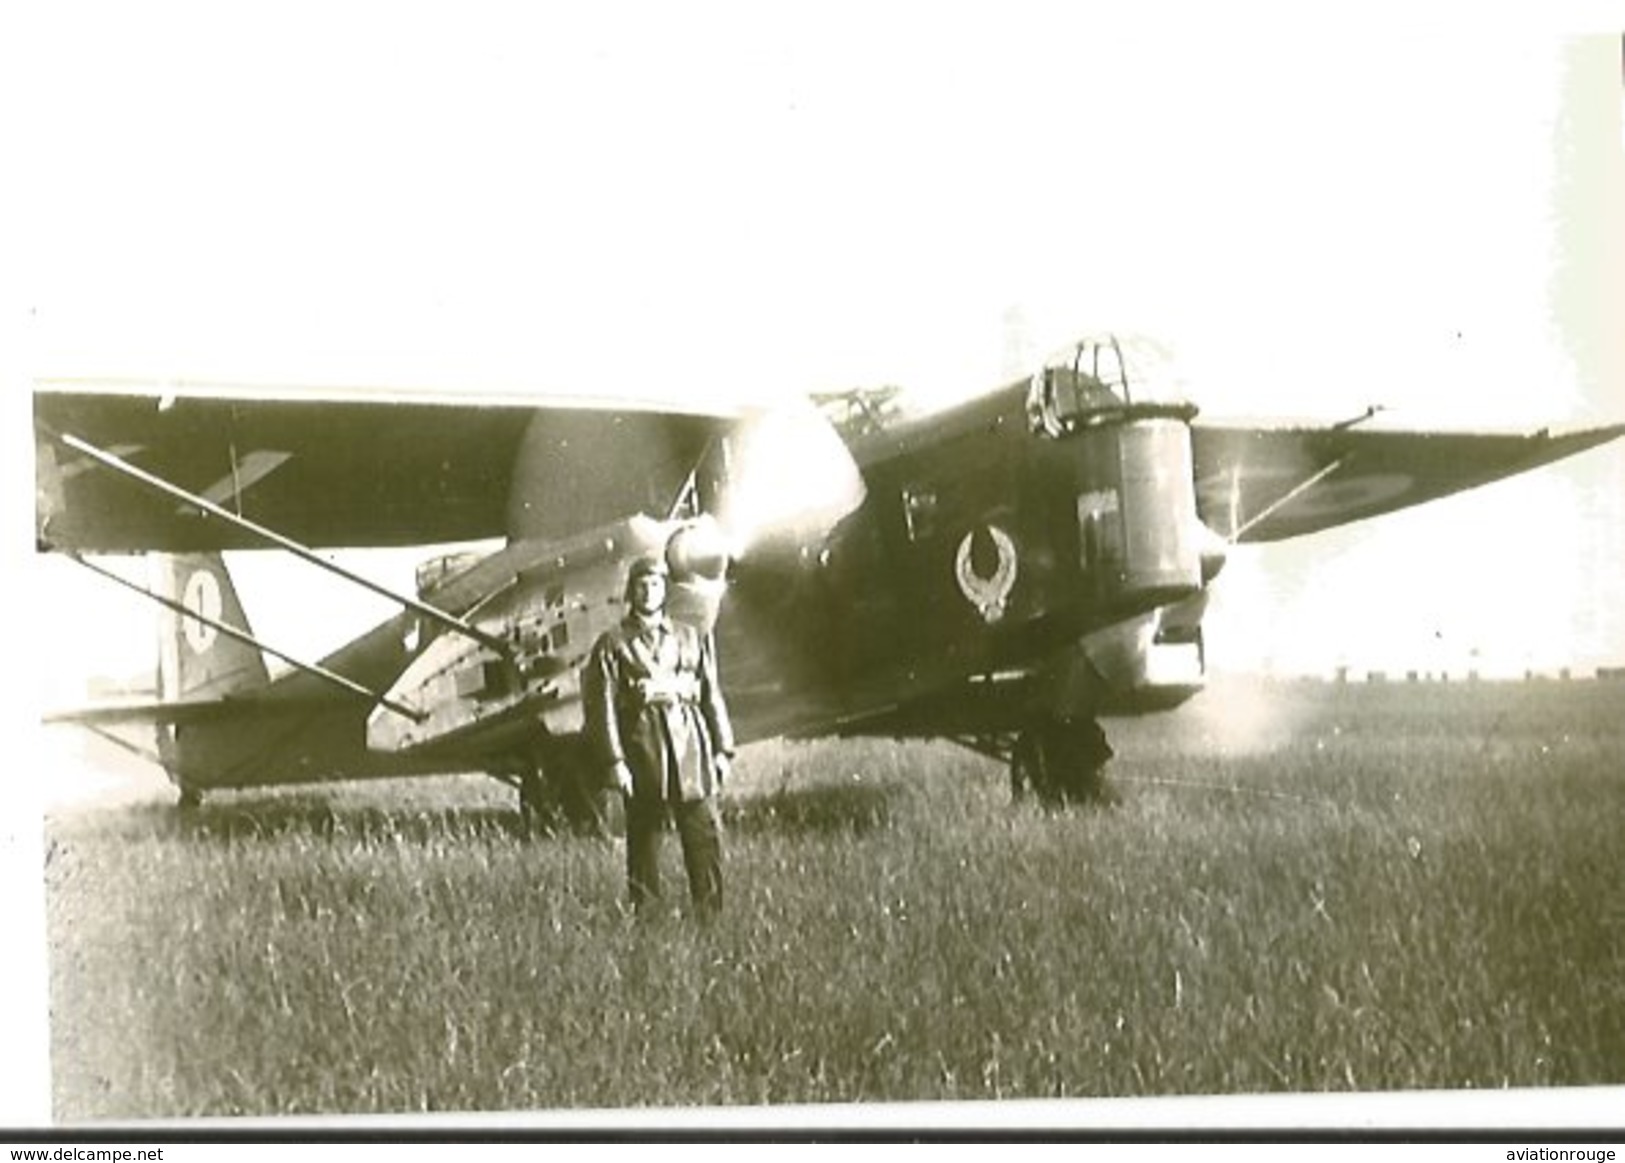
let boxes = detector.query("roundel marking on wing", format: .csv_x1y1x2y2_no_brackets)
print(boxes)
1199,467,1418,534
1277,472,1414,521
181,569,222,655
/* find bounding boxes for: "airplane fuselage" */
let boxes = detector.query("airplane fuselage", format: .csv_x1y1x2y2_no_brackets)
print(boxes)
715,379,1210,742
166,371,1213,792
38,337,1625,804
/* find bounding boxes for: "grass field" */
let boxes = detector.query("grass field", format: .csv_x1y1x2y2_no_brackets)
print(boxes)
43,678,1625,1120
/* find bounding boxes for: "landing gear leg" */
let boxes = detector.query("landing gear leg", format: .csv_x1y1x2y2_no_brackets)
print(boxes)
1010,732,1044,805
1010,717,1118,808
549,734,614,839
516,760,555,833
514,735,616,838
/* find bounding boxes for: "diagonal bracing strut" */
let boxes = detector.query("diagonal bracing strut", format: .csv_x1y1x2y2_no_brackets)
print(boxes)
1230,454,1350,542
58,431,512,657
67,553,427,721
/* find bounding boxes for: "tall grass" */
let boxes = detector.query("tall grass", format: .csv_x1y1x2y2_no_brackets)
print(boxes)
45,680,1625,1118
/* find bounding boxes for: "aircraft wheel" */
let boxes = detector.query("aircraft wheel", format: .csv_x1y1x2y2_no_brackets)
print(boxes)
516,762,559,833
1010,728,1064,808
546,734,616,839
516,737,617,838
177,787,203,811
1053,718,1119,807
1011,719,1118,809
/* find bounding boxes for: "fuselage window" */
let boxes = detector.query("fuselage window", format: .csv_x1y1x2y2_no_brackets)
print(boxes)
902,487,939,542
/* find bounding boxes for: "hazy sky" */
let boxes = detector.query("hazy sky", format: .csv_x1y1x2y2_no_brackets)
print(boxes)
6,2,1625,1129
19,13,1625,691
20,11,1622,409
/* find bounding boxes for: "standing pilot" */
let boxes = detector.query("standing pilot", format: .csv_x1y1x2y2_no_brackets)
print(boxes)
583,553,734,919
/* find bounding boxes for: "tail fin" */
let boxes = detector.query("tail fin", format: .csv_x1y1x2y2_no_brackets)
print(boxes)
156,553,268,701
153,553,286,794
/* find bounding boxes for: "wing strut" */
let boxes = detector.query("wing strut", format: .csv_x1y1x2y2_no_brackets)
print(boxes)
57,432,512,658
1231,455,1349,542
66,553,427,722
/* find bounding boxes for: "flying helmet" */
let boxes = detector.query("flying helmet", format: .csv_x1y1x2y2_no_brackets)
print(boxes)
624,553,670,600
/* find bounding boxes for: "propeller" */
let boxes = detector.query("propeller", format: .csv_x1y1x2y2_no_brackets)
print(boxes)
710,397,868,562
658,396,867,631
662,398,865,562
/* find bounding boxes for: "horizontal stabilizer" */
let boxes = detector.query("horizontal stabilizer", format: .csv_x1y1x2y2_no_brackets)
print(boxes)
43,696,322,728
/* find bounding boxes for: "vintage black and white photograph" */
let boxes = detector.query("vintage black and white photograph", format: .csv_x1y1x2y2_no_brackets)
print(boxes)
11,1,1625,1132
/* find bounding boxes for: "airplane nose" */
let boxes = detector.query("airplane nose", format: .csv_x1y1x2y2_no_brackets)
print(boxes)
665,515,732,583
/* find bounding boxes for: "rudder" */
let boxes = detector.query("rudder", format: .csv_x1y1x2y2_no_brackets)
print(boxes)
154,553,269,791
156,553,269,700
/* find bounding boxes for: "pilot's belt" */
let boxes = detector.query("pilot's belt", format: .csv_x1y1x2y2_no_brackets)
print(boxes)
633,674,701,709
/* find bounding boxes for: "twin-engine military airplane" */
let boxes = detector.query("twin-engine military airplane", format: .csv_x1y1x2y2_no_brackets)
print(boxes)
33,335,1625,821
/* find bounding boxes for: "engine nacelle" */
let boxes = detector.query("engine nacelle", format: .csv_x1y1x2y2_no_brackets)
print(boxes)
1071,407,1204,615
662,515,731,637
1028,338,1204,619
664,514,731,583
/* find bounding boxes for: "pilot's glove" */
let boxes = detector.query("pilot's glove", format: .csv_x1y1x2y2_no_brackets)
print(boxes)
611,761,635,798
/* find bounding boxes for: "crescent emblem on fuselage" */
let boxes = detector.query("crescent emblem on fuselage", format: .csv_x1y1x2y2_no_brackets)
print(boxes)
955,525,1018,624
181,569,222,655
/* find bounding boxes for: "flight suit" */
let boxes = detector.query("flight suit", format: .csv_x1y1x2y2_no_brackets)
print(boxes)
584,611,734,916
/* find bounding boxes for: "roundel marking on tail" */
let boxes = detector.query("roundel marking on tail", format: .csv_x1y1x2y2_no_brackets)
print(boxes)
181,568,223,654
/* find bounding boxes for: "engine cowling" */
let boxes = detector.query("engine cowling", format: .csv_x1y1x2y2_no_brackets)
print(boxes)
1028,337,1205,619
1071,407,1204,615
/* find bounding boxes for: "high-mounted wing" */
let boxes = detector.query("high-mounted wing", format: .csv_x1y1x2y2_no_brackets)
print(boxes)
35,385,735,552
1192,421,1625,544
